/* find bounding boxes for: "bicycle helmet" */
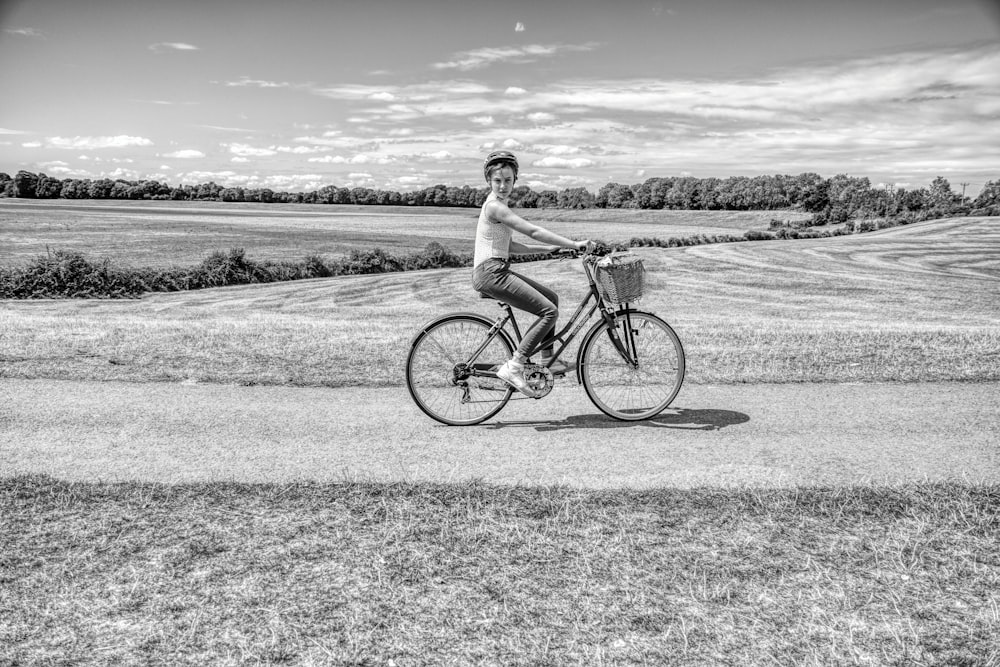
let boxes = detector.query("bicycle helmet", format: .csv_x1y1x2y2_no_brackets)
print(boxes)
483,150,519,183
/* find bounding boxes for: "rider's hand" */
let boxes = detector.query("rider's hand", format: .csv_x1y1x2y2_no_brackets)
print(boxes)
576,240,592,253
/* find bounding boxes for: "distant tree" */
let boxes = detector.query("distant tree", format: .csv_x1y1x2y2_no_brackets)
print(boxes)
630,180,653,209
557,187,595,209
195,182,221,200
351,187,376,205
515,187,539,208
219,187,243,202
34,173,63,198
899,187,928,212
826,174,871,212
797,173,829,212
13,170,38,198
108,180,139,199
59,179,90,199
973,179,1000,208
85,178,112,199
595,182,633,208
535,190,558,208
928,176,959,211
695,177,721,209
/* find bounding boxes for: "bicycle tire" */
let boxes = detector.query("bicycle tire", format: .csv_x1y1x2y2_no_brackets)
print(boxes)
406,313,515,426
578,310,685,421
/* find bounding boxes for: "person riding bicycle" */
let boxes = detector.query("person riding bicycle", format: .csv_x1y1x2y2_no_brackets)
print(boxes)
472,149,591,396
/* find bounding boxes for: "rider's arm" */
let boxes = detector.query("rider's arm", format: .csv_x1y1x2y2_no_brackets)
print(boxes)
487,200,588,251
509,240,559,255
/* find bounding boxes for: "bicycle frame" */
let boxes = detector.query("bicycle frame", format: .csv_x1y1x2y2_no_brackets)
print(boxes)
465,256,640,385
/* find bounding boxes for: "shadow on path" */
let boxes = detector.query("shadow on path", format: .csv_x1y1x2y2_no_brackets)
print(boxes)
485,407,751,432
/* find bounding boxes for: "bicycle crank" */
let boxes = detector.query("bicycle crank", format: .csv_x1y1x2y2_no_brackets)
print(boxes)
524,364,554,399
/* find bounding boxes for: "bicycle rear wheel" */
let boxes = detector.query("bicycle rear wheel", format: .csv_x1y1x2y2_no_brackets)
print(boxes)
406,313,514,426
579,310,684,421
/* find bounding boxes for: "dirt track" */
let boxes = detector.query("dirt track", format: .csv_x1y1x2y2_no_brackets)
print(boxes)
3,379,997,488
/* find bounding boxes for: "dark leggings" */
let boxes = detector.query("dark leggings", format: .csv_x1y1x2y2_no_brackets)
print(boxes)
472,259,558,360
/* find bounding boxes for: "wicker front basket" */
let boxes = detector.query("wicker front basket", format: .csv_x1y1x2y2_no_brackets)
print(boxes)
595,253,645,304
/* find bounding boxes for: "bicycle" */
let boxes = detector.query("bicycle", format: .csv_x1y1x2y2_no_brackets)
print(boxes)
405,250,685,425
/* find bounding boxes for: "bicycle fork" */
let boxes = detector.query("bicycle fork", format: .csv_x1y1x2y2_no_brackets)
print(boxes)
603,307,640,368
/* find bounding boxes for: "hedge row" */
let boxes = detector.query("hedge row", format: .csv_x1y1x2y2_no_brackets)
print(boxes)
0,243,474,299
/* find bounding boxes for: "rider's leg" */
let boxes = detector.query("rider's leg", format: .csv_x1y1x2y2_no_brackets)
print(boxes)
473,261,559,394
510,272,572,375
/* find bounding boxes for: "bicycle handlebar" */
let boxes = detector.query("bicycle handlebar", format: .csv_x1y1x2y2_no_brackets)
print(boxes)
551,243,599,260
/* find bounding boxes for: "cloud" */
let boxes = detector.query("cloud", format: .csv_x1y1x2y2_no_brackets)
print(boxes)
106,167,141,180
527,112,557,123
0,128,27,135
535,144,582,155
307,154,396,165
313,81,490,101
470,116,495,126
4,27,43,38
505,87,527,96
223,77,292,88
524,174,593,191
292,135,378,151
417,150,454,161
41,136,153,149
149,42,200,53
272,145,330,155
432,43,599,71
198,124,256,133
227,143,276,157
394,175,429,188
515,22,526,32
163,149,205,159
532,157,598,169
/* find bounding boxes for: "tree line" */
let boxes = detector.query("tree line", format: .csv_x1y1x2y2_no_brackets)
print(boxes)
3,170,998,223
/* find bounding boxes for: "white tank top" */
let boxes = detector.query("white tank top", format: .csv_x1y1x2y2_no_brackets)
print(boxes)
473,193,512,267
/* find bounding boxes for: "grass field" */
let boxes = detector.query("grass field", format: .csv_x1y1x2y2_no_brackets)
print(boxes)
1,214,997,386
0,199,811,267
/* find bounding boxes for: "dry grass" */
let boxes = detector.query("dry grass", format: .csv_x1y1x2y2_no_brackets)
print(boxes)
2,476,997,665
1,216,997,386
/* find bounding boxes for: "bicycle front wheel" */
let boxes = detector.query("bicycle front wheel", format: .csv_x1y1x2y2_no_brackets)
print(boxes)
406,313,514,426
579,310,685,421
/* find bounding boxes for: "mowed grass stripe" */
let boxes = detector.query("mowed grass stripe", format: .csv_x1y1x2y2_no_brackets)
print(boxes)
2,216,997,386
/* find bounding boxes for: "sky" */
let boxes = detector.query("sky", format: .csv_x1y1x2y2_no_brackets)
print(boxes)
1,0,999,196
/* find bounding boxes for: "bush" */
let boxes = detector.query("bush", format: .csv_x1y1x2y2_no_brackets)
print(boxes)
0,250,146,298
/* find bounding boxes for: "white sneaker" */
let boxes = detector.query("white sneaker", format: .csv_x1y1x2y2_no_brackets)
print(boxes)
497,360,535,396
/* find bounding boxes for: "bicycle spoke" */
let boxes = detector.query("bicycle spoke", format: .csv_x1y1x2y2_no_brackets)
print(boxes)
406,315,513,425
581,312,685,420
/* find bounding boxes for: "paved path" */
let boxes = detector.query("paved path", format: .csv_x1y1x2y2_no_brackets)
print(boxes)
2,379,998,488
